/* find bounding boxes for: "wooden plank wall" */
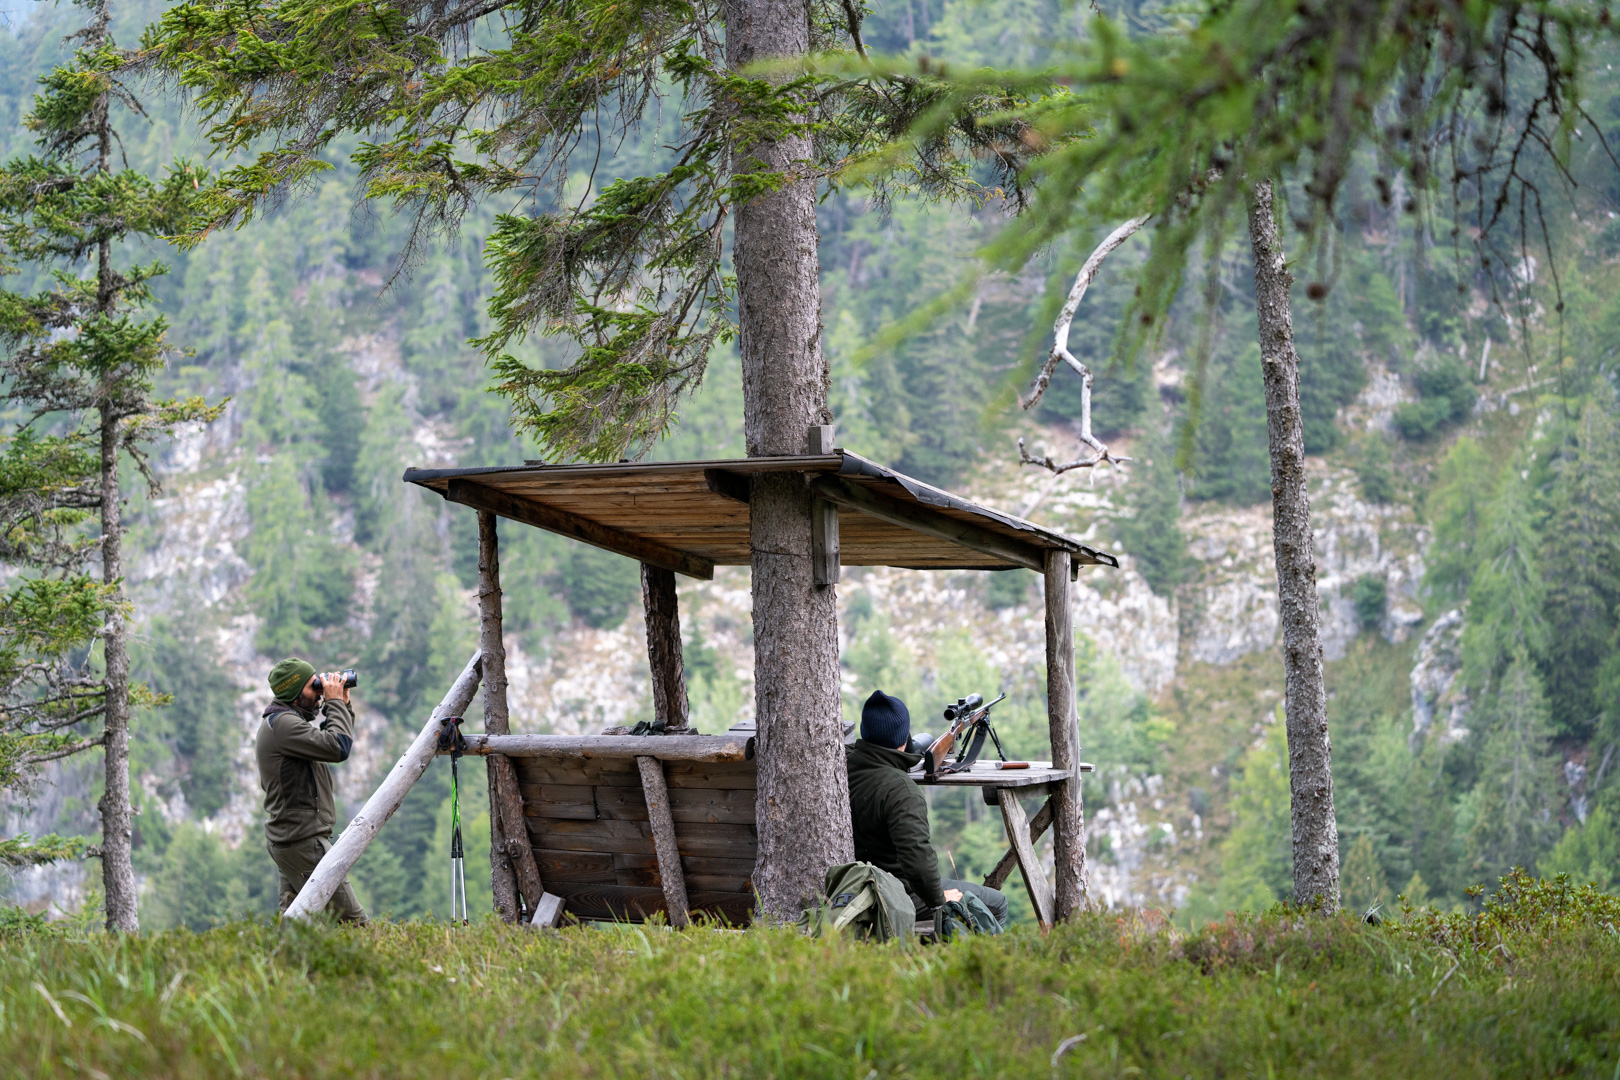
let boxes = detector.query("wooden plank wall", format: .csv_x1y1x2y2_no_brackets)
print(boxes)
514,757,758,924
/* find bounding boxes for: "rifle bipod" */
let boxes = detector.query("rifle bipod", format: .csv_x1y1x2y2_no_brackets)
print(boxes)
437,716,469,925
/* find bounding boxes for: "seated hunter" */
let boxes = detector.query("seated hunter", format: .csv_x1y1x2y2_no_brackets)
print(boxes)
846,690,1009,928
257,658,367,925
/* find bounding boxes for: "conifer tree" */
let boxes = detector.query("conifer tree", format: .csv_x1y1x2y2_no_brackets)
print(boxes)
0,0,219,930
1539,403,1620,739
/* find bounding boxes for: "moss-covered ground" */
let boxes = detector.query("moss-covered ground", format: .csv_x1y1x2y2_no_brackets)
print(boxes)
3,876,1618,1079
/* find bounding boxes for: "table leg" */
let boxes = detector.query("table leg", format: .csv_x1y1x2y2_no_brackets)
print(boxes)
996,788,1054,928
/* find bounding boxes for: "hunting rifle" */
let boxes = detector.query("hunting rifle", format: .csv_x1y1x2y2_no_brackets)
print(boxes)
921,692,1009,780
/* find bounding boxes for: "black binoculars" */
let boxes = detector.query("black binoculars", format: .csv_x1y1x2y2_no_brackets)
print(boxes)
316,669,359,694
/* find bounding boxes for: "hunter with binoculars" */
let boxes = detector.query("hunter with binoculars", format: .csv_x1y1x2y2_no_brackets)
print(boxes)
256,658,368,924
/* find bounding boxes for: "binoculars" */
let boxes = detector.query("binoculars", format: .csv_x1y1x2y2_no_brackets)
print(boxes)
316,669,359,694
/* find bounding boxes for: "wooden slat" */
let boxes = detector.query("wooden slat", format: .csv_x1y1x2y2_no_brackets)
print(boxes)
664,762,758,790
810,475,1046,572
611,852,756,878
519,784,598,820
592,784,757,824
527,817,757,859
444,477,715,581
515,760,640,789
534,849,617,884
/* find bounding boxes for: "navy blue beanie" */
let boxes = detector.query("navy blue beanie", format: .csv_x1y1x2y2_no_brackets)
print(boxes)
860,690,911,749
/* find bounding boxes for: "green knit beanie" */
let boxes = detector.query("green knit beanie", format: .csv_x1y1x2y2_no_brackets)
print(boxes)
268,657,316,704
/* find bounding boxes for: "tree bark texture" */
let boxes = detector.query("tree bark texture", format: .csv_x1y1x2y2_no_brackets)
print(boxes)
97,404,137,933
1043,549,1089,919
725,0,853,919
477,511,522,922
1246,179,1339,910
641,564,690,730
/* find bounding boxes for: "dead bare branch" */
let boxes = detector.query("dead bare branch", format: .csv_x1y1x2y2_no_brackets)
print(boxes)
1017,215,1149,477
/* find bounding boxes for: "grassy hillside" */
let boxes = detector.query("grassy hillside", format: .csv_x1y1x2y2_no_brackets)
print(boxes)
3,876,1619,1078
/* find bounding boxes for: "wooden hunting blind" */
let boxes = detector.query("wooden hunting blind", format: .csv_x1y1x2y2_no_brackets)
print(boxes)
284,427,1118,929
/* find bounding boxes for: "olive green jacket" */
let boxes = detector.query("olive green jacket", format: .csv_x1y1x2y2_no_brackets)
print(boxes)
256,697,355,846
845,739,944,908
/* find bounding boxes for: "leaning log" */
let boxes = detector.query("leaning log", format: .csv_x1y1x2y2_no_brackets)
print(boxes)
453,733,755,763
285,650,484,920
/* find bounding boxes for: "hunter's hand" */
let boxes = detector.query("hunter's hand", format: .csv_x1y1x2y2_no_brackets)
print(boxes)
943,889,964,903
321,671,350,705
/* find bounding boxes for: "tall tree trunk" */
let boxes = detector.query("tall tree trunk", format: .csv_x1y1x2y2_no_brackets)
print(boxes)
724,0,853,919
1246,179,1339,910
92,23,137,930
97,401,137,933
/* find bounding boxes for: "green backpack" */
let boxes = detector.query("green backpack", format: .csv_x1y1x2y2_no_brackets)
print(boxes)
932,890,1006,940
802,862,917,945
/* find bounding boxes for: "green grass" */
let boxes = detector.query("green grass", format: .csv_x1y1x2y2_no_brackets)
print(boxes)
4,878,1620,1079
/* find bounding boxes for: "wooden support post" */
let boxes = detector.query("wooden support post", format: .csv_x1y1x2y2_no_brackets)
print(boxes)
996,789,1055,928
636,756,692,928
480,510,544,923
811,499,839,587
641,564,691,731
285,651,482,920
984,796,1054,891
1044,548,1089,920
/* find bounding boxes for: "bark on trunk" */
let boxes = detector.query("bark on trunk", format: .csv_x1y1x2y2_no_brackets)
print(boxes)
1246,179,1339,910
725,0,853,919
477,511,521,922
97,403,137,933
641,564,690,730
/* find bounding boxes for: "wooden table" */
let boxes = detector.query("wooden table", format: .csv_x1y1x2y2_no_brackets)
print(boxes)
908,760,1092,929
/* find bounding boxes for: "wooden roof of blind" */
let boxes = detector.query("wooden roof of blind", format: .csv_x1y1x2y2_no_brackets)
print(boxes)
402,450,1118,581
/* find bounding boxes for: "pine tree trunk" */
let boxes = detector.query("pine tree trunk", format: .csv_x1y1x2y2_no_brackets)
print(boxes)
724,0,853,919
1245,179,1339,910
98,402,138,932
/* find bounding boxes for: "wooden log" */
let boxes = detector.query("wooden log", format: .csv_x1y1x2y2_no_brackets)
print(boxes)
1044,548,1088,920
479,509,535,923
996,788,1055,928
445,477,714,580
641,564,691,731
637,756,692,928
984,796,1054,890
456,733,755,763
808,474,1048,573
285,650,483,920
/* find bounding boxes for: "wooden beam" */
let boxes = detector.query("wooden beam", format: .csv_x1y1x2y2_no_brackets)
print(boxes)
1044,548,1088,920
812,499,839,587
809,475,1049,573
636,756,692,928
984,796,1053,890
703,468,751,504
456,733,756,763
996,789,1055,929
641,564,691,731
479,510,543,922
286,651,483,920
445,477,714,581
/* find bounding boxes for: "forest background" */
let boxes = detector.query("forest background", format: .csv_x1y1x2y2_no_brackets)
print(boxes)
2,0,1619,931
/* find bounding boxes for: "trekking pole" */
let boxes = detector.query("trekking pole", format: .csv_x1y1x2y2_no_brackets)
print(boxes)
439,716,469,926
